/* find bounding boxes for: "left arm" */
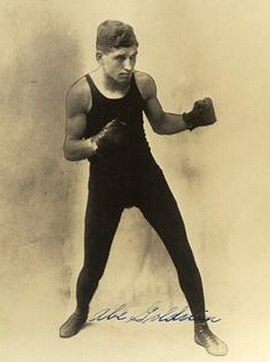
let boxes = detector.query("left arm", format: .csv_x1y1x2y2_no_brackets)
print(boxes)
145,102,187,134
137,73,187,134
135,72,217,134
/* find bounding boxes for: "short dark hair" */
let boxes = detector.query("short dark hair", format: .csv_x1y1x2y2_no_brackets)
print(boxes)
96,20,138,53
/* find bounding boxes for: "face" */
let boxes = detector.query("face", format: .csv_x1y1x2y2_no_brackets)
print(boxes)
97,45,138,84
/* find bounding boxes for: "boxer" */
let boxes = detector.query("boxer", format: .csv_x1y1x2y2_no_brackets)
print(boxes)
60,20,227,357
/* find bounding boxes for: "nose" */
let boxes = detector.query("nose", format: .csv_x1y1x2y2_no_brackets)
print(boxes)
124,58,132,72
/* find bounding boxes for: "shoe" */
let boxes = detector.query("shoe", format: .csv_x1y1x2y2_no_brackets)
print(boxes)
194,323,228,356
59,308,88,338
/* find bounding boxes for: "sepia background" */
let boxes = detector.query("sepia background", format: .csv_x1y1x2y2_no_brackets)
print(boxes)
0,0,269,361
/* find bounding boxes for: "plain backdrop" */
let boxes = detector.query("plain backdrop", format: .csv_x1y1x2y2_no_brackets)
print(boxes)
0,1,269,361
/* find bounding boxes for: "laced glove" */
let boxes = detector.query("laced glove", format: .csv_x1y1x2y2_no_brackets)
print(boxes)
90,118,129,157
183,97,217,131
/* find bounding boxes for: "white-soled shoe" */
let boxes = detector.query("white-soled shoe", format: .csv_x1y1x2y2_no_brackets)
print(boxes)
194,323,228,356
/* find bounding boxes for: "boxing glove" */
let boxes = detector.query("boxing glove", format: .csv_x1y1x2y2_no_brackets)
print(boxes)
90,118,128,157
183,97,217,131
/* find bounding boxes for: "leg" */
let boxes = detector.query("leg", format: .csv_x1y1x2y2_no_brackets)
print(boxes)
60,174,123,338
76,185,123,310
138,168,205,322
137,166,227,356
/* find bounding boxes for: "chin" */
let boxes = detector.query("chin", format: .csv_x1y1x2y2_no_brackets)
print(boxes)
117,75,132,83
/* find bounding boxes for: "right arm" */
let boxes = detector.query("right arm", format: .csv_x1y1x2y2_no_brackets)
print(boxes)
63,78,96,161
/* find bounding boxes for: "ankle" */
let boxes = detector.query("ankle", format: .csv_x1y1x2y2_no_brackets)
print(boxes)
194,320,208,329
75,306,89,316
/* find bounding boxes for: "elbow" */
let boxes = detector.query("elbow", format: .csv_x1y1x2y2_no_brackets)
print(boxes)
152,121,166,135
153,125,164,134
151,114,166,135
63,141,76,161
63,149,73,161
64,152,75,161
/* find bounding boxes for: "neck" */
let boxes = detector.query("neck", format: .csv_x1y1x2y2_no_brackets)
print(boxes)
99,68,131,92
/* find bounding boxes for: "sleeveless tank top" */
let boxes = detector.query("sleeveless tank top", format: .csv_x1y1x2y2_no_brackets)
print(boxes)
85,73,155,175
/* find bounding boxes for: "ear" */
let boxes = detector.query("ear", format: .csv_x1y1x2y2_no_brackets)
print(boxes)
96,51,103,62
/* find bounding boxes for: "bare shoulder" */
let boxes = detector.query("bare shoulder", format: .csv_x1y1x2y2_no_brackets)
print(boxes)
66,76,92,117
134,70,157,101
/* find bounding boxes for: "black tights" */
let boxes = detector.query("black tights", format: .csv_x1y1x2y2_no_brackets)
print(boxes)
76,162,206,322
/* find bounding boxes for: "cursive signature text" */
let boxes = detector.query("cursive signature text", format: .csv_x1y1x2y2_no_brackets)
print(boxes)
88,302,221,324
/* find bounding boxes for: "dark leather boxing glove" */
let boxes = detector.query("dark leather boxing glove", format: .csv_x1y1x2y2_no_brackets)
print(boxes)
183,97,217,131
90,118,128,157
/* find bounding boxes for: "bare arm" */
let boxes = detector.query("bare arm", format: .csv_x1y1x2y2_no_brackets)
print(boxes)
136,72,187,134
63,78,96,161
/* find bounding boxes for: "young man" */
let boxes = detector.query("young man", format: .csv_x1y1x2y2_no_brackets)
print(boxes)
60,20,228,356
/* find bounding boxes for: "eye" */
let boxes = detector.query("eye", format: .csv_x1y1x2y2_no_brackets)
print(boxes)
115,55,126,61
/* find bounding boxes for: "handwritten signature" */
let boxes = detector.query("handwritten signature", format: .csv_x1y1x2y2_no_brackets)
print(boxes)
88,302,221,324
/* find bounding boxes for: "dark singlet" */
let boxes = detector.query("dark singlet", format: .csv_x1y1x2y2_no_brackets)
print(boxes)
85,73,156,173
